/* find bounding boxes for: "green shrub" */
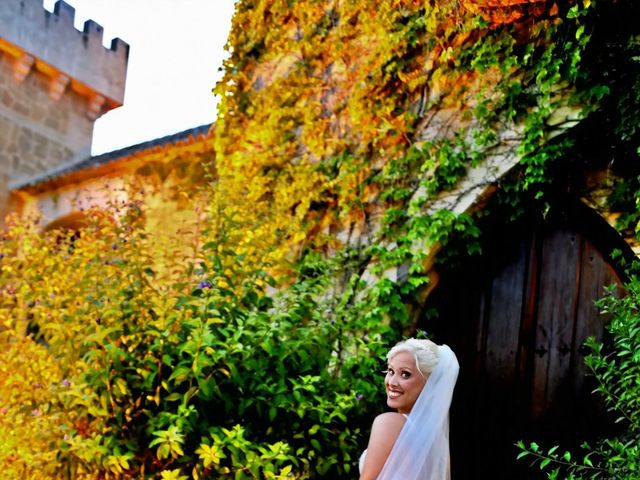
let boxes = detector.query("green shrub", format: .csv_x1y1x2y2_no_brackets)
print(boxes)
0,194,406,478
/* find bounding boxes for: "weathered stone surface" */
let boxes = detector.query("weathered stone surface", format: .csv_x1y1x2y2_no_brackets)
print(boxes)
0,39,93,187
0,0,128,103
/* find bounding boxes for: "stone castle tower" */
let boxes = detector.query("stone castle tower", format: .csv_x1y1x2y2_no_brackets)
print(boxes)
0,0,128,219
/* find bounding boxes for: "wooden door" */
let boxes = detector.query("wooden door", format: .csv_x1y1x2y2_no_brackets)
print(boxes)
424,206,627,479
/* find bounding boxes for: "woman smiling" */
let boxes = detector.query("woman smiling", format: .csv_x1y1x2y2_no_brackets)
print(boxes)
359,338,459,480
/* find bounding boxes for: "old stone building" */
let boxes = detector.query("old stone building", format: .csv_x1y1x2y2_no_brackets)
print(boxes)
0,0,128,219
0,0,212,228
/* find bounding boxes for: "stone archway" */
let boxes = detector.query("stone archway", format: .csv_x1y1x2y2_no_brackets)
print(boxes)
42,211,92,232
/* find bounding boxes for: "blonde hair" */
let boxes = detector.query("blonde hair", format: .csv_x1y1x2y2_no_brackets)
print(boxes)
387,338,440,377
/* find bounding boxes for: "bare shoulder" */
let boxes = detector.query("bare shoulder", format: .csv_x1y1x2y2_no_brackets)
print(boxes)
360,413,407,480
371,411,406,434
369,412,406,447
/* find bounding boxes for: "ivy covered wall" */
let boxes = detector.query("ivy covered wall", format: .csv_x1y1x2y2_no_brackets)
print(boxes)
213,0,640,299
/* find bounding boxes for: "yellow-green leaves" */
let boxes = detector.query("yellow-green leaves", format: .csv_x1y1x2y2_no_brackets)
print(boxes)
196,442,223,468
160,469,189,480
150,426,186,460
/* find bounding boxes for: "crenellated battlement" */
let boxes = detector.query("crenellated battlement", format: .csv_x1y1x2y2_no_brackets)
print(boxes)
0,0,128,107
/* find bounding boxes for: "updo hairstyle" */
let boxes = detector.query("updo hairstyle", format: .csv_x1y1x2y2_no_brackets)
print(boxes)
387,338,439,378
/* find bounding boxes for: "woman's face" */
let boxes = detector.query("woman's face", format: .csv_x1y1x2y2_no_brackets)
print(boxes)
385,351,427,414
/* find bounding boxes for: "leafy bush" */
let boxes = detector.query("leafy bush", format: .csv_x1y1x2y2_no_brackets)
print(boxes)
517,279,640,479
0,186,406,478
0,194,197,478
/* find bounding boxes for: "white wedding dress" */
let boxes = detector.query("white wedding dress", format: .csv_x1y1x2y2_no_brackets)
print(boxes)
358,345,459,480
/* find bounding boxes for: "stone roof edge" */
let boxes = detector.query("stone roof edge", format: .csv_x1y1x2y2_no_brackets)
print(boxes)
10,123,212,191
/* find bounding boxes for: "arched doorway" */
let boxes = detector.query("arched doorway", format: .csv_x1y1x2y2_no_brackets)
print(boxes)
43,211,91,232
423,201,630,479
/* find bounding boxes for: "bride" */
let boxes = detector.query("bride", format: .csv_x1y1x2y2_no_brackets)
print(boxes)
359,338,459,480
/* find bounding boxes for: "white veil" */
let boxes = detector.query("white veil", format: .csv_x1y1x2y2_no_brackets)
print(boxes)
377,344,459,480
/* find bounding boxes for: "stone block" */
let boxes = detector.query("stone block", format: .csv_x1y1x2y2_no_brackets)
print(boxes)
2,90,14,109
13,100,28,116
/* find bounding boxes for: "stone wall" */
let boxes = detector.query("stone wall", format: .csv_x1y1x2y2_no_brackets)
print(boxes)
0,49,90,185
16,125,213,228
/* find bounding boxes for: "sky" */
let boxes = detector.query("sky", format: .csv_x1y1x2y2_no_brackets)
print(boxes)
42,0,237,155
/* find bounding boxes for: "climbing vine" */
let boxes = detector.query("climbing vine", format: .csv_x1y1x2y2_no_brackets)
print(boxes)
213,0,626,292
